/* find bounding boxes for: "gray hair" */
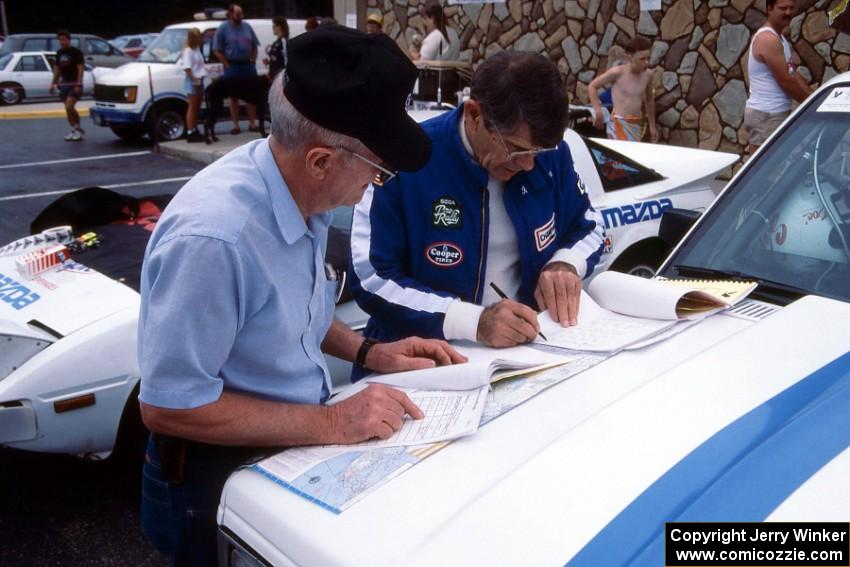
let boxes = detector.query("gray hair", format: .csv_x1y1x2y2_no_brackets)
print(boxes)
268,73,367,156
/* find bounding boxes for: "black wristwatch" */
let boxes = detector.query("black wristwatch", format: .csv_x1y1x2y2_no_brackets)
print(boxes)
356,338,377,369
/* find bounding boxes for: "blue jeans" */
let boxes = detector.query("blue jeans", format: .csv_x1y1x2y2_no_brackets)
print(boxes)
141,435,262,566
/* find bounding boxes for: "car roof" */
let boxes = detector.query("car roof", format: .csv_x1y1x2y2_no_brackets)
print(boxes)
163,18,272,31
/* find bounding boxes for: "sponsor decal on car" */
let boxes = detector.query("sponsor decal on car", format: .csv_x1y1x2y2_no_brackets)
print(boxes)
601,198,673,229
603,235,613,254
425,242,463,267
534,214,557,252
432,196,463,229
0,271,42,310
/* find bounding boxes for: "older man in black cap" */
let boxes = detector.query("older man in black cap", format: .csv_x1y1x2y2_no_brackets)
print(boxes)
136,26,464,565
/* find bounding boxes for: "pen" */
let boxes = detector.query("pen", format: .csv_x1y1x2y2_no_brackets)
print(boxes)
488,282,548,342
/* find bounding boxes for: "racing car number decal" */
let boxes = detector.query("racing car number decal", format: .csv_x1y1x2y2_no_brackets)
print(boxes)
0,271,42,310
601,198,673,229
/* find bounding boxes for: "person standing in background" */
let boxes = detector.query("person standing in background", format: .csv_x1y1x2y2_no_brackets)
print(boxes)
744,0,813,153
366,12,384,35
181,28,207,143
213,3,260,134
414,1,450,61
588,36,657,142
264,16,289,84
49,30,85,142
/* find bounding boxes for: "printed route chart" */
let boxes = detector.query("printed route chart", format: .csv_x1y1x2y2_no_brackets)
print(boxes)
252,352,606,514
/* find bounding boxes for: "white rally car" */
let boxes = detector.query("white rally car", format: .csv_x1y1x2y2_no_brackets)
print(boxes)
0,113,734,460
214,79,850,565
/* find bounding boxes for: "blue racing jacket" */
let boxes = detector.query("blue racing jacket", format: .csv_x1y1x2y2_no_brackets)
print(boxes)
349,105,605,344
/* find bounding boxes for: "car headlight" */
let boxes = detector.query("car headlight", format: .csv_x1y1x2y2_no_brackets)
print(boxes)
124,86,137,103
1,334,52,381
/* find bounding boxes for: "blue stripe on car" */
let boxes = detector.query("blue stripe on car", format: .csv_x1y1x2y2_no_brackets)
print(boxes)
567,349,850,567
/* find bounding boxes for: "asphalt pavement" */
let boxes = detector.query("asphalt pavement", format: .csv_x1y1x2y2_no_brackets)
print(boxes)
0,102,224,566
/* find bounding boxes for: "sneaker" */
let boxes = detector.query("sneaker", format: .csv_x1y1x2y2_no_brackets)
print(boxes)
186,130,205,143
68,130,82,142
63,130,77,141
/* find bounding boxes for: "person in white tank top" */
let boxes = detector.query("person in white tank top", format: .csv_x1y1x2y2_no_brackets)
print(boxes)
744,0,813,152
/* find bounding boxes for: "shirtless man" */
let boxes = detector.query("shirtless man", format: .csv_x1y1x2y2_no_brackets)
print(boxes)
744,0,812,153
589,36,657,143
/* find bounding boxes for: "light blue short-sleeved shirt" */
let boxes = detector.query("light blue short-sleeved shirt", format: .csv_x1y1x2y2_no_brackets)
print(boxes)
213,21,259,62
138,139,335,409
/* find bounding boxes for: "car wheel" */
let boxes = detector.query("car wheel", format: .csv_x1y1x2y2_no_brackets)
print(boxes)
146,102,186,142
110,383,148,463
609,239,670,279
0,83,24,105
109,125,145,142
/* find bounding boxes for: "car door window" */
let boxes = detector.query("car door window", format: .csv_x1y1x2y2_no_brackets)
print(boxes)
47,38,80,51
14,55,49,72
585,138,664,191
88,38,112,55
23,38,50,51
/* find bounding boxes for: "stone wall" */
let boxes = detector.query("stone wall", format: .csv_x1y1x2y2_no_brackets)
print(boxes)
368,0,850,157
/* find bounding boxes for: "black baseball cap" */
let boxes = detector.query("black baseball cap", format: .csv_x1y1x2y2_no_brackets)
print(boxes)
284,25,431,172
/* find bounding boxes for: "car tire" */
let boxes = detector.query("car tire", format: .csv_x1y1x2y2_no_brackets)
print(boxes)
110,383,148,463
146,101,186,142
109,125,146,141
609,239,670,279
0,82,24,105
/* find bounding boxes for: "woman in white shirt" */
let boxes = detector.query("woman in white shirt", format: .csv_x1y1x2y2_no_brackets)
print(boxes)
181,28,208,143
416,2,450,61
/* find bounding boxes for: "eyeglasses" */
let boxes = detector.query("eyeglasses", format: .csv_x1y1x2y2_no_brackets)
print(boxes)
491,128,559,161
335,146,397,186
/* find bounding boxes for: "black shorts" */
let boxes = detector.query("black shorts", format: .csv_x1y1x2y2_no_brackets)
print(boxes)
58,84,80,101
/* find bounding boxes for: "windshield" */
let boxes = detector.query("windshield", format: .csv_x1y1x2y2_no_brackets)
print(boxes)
660,84,850,304
138,29,189,63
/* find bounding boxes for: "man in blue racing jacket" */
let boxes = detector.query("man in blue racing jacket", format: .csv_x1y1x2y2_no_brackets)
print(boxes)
349,51,605,360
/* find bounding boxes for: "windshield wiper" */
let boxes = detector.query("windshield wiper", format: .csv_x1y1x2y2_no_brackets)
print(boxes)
670,264,810,303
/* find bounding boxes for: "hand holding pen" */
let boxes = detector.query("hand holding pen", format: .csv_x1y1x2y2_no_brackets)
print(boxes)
475,282,547,348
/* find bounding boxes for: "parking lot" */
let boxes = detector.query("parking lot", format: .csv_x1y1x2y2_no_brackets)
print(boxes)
0,104,207,565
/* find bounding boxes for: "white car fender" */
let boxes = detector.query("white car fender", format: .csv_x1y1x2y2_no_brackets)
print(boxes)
0,304,140,457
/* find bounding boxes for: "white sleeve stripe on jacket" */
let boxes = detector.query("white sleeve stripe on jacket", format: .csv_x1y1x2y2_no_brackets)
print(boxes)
569,207,606,258
350,185,455,314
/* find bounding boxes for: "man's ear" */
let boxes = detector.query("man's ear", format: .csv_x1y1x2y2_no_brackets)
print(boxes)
305,147,334,180
463,99,481,131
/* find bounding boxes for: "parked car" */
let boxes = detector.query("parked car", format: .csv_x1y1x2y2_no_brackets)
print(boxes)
0,110,735,459
110,33,158,58
0,51,105,105
215,76,850,565
90,18,303,141
0,33,131,68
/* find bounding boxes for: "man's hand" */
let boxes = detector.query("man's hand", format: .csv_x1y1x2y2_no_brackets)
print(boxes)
534,262,582,326
648,124,659,143
329,384,423,443
49,82,56,95
477,300,540,347
365,337,467,374
593,107,605,130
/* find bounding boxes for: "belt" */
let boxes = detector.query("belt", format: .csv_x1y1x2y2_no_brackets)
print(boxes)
227,60,251,65
151,433,268,484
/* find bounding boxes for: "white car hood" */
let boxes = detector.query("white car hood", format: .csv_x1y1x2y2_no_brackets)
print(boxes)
95,61,178,85
590,136,738,197
218,295,850,566
0,255,139,340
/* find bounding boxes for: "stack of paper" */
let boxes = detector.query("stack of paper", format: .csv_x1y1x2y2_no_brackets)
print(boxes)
535,271,756,353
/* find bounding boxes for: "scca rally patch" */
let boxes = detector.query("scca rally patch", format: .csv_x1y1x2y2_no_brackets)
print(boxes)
432,195,462,229
425,242,463,267
534,214,557,252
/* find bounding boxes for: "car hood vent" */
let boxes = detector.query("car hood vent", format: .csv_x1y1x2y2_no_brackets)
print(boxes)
724,299,780,321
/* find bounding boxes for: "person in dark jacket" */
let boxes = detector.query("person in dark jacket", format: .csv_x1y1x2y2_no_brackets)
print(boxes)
349,51,605,358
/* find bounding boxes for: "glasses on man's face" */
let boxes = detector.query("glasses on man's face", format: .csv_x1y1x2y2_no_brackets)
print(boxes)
335,146,397,186
491,128,559,161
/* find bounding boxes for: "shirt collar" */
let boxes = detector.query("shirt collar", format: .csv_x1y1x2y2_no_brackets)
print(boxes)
254,139,330,244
